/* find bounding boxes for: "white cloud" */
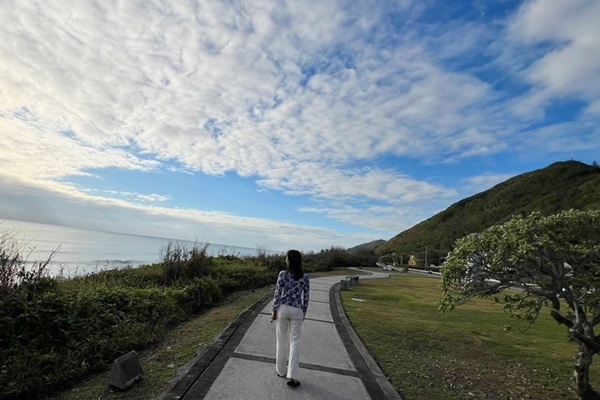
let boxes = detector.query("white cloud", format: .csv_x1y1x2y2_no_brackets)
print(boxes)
507,0,600,104
0,174,369,251
1,0,501,178
83,189,171,203
585,100,600,116
299,203,435,233
515,121,600,155
136,194,171,203
0,0,598,249
0,117,158,181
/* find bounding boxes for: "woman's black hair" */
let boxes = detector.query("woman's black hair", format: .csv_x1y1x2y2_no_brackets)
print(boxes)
287,249,303,280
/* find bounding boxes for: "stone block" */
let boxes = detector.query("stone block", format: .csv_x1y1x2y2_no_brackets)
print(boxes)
346,276,359,286
109,350,143,390
340,278,351,290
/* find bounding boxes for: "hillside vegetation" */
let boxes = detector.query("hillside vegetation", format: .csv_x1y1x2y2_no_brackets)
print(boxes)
376,160,600,265
347,239,386,254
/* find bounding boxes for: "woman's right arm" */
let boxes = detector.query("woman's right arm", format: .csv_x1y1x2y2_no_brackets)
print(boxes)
273,271,284,311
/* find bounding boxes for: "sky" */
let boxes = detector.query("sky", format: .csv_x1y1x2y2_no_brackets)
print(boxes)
1,0,599,253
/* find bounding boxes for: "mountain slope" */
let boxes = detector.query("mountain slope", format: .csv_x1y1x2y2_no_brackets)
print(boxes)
376,161,600,264
347,239,386,254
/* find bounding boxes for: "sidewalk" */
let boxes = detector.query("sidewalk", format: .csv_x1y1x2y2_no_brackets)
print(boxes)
159,269,402,400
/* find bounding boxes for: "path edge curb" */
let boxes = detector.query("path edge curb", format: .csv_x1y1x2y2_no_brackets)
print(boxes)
331,281,404,400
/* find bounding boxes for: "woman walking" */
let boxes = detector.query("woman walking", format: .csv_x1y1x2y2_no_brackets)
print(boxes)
271,249,310,388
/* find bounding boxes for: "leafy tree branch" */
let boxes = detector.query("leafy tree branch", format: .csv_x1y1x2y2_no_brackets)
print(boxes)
439,210,600,400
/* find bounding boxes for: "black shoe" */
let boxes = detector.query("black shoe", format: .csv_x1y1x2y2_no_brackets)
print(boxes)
287,379,300,388
277,373,286,378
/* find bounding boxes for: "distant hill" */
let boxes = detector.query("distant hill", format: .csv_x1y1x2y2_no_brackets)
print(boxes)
347,239,386,254
375,161,600,265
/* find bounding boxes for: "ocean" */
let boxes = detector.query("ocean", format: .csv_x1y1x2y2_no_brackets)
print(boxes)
0,219,265,277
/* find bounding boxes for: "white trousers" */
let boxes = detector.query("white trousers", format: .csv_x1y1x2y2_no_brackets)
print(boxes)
276,304,304,380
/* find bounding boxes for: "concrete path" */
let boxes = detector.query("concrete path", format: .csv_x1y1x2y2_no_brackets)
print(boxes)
159,269,402,400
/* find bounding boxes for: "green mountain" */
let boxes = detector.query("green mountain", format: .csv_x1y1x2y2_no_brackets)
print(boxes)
347,239,386,254
375,161,600,265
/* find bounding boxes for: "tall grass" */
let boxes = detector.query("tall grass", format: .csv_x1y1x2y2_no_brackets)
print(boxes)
161,240,213,283
0,230,56,298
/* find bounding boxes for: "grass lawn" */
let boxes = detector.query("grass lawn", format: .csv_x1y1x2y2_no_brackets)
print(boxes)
50,286,273,400
342,273,598,400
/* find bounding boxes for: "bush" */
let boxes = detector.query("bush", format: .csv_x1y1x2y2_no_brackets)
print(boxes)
209,263,277,295
66,264,165,289
161,241,213,284
0,279,225,399
303,247,351,272
175,276,223,313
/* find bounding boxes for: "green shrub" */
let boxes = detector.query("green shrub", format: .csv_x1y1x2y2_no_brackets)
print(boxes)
303,247,347,271
175,276,223,313
1,288,94,398
183,244,214,278
65,264,165,289
0,284,193,399
209,264,277,295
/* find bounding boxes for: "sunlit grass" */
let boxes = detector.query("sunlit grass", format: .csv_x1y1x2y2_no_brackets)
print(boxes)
342,274,593,400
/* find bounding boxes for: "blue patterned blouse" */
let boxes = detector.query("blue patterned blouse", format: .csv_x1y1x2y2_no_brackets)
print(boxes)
273,270,310,314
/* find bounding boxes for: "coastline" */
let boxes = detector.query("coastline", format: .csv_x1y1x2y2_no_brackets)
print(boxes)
0,219,271,277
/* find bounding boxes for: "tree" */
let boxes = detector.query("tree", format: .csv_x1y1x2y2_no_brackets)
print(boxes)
378,254,394,265
439,210,600,400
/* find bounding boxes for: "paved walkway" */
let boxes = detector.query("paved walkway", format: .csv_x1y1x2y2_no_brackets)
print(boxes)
159,269,402,400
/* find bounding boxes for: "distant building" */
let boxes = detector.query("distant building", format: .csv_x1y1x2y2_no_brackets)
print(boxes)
408,255,417,267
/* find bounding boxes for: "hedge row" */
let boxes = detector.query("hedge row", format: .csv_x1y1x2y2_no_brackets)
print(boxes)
1,245,378,399
0,265,276,399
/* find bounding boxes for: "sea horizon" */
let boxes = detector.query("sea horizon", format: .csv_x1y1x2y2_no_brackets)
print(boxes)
0,219,276,277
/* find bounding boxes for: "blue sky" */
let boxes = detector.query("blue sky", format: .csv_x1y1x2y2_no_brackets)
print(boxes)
1,0,599,252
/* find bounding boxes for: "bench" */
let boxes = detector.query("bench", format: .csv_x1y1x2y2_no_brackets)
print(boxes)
340,278,351,290
346,275,359,286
